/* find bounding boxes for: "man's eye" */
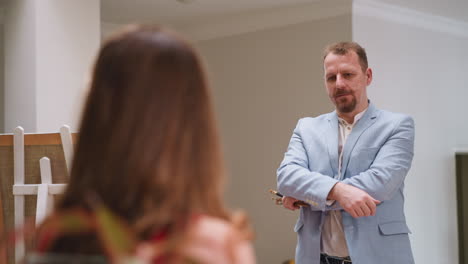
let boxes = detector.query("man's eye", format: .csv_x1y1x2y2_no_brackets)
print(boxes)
343,73,353,78
327,76,336,81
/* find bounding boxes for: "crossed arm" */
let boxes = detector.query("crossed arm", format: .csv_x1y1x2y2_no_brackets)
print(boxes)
277,116,414,218
282,182,380,218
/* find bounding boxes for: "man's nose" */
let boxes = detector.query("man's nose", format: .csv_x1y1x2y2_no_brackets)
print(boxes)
336,74,345,88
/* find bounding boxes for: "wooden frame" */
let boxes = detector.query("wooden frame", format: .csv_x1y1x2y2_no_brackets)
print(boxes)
456,153,468,264
0,126,78,263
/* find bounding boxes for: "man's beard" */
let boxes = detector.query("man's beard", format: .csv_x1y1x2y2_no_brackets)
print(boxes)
334,93,357,113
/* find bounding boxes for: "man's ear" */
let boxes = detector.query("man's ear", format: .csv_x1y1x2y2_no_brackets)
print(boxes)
366,68,373,86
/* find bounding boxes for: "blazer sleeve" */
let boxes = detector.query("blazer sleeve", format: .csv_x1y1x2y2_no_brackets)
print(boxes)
277,119,339,210
339,115,415,202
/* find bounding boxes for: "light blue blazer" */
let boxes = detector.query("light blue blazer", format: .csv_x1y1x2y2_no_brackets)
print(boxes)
277,103,415,264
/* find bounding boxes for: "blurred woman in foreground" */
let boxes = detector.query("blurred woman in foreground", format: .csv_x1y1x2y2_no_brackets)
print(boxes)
35,25,255,264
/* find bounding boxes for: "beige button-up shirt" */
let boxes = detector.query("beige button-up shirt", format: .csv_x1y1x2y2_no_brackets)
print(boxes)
321,109,367,257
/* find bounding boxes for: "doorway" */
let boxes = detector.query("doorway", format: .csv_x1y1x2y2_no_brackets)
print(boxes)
456,153,468,264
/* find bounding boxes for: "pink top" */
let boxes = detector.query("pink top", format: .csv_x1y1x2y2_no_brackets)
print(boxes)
139,215,256,264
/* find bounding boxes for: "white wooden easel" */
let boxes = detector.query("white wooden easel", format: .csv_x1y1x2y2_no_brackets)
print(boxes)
12,125,74,262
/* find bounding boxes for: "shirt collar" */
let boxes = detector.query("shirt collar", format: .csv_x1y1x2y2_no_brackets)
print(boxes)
338,108,368,126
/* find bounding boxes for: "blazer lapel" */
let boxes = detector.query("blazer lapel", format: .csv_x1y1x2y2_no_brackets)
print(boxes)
325,111,339,178
340,103,378,179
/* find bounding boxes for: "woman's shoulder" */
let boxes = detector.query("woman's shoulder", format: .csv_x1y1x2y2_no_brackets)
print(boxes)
183,215,256,264
191,215,238,237
187,215,247,251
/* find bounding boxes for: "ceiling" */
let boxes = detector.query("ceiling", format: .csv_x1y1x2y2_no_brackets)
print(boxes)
101,0,468,25
101,0,322,25
377,0,468,22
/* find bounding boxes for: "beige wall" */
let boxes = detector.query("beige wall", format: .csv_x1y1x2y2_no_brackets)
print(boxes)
196,14,352,263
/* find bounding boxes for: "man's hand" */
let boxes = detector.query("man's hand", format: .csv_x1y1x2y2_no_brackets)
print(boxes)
282,196,301,211
328,182,381,218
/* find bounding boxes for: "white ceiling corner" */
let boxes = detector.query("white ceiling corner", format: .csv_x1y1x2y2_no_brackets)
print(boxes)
354,0,468,38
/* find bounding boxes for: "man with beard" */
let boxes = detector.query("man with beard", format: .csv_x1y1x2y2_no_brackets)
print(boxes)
277,42,415,264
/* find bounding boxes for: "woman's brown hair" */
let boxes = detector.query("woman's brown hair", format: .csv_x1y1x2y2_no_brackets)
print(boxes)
49,25,231,256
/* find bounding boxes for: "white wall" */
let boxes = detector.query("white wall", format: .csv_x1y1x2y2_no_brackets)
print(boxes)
353,5,468,263
196,14,352,263
4,0,37,132
35,0,100,132
3,0,100,133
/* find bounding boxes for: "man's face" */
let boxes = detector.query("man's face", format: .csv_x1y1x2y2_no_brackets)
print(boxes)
323,51,372,115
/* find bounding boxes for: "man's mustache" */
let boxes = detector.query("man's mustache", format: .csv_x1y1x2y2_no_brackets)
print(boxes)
334,90,353,97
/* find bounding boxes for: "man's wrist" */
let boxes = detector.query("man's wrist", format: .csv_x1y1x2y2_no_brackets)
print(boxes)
327,182,343,201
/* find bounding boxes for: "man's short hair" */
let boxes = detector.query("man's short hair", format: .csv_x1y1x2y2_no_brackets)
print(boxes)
323,42,368,72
